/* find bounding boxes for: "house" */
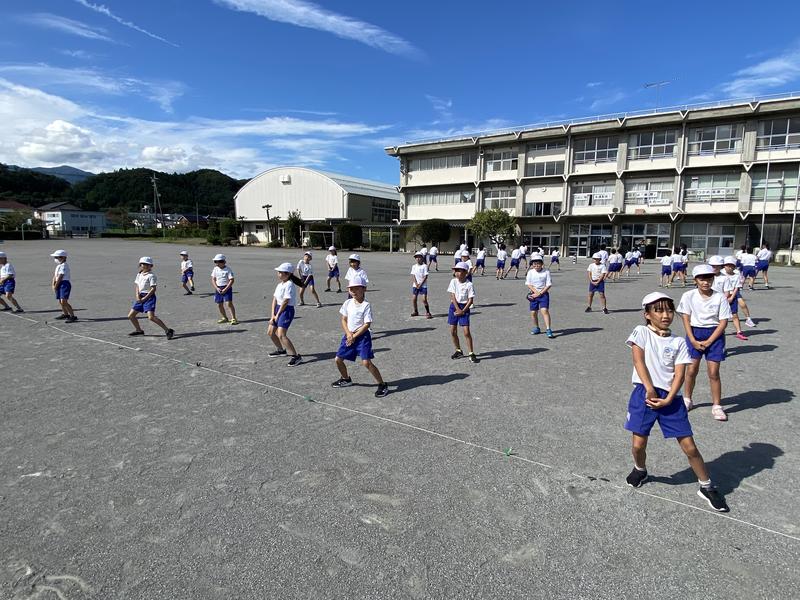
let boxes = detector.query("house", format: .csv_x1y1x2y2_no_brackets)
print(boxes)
0,199,31,214
35,201,108,235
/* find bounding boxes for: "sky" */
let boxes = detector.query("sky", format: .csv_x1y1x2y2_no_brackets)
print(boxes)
2,0,800,183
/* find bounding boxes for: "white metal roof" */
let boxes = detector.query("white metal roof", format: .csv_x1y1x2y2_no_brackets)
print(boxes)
319,171,399,202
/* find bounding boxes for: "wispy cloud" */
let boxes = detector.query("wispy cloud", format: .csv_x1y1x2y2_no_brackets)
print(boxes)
403,118,515,143
590,90,627,110
214,0,424,60
586,81,603,88
425,94,453,121
241,107,339,116
21,13,114,42
59,49,98,60
721,45,800,96
73,0,179,47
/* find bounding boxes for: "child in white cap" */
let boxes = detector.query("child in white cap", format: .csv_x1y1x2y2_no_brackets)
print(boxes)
344,254,368,297
428,244,439,271
0,251,23,313
297,251,322,307
50,249,76,322
448,261,478,363
127,257,174,339
268,262,301,366
525,254,553,338
324,246,342,293
410,251,432,318
179,250,194,295
211,254,238,325
586,252,609,313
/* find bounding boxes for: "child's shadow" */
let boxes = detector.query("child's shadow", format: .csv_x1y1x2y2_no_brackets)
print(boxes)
692,388,794,414
649,442,784,496
726,343,778,356
392,372,469,392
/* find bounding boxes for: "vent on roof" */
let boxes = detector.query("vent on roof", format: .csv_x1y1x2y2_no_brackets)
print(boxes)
280,174,291,184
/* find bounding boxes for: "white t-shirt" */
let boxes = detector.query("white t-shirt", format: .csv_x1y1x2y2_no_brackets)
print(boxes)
339,298,373,332
519,245,528,255
477,249,487,260
608,253,621,265
0,263,15,279
447,278,475,304
325,254,338,269
511,249,521,259
756,249,773,261
525,269,552,291
677,289,732,327
735,249,744,260
632,250,642,259
135,271,157,293
211,265,234,287
459,243,468,253
273,280,297,306
661,255,673,267
344,267,368,284
587,263,607,281
670,253,683,265
599,250,609,264
626,325,693,391
54,262,70,281
463,259,474,271
181,259,193,271
712,274,726,294
625,251,633,261
551,250,559,258
497,249,508,261
410,263,429,285
429,246,438,257
740,253,757,267
297,260,313,277
420,247,429,256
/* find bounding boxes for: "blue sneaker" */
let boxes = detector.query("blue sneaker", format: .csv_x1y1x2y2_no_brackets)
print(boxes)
530,327,541,335
546,329,554,338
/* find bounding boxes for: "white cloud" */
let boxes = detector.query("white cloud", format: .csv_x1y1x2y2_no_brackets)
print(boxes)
403,118,515,143
73,0,179,47
18,120,107,163
721,46,800,96
21,13,114,42
586,81,603,88
59,49,98,60
425,94,453,121
214,0,423,60
590,91,627,110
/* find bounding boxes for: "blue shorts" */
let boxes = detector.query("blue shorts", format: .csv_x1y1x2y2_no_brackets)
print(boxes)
411,285,428,296
455,255,461,265
624,259,633,267
336,330,374,361
589,280,605,293
55,280,71,300
1,279,15,294
756,260,769,272
132,293,156,313
742,266,756,279
550,257,559,264
496,260,506,269
215,287,233,303
272,304,295,329
328,266,340,278
661,266,672,276
448,302,471,326
672,263,686,273
687,326,726,362
624,384,693,439
510,258,520,267
611,263,623,272
476,258,485,267
181,269,194,283
428,255,437,263
736,260,742,269
729,298,739,314
529,291,550,311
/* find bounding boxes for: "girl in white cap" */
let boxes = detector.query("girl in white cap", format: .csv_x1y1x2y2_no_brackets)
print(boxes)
268,262,301,366
296,251,322,307
211,254,238,325
128,257,174,339
344,254,368,298
586,252,609,313
324,246,342,293
179,250,194,295
409,251,432,318
50,249,76,322
0,251,23,313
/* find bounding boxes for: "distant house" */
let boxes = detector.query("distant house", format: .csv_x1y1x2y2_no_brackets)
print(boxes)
176,214,209,228
35,201,108,235
0,199,31,214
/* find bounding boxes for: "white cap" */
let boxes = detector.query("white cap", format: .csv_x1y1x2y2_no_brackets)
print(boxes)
179,250,188,255
414,251,424,257
348,254,361,261
348,275,367,288
692,264,716,277
530,253,543,262
275,262,293,273
50,249,67,257
213,254,226,262
304,251,312,257
138,256,154,265
592,252,602,259
328,246,336,251
460,250,470,257
723,255,737,265
453,261,470,270
0,251,6,258
707,255,724,266
641,291,672,308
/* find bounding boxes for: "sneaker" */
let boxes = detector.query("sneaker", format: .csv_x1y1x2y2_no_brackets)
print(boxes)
765,283,770,289
711,405,728,421
735,332,748,341
451,349,463,360
745,318,756,327
410,312,419,317
697,486,729,512
287,355,302,367
217,317,229,324
299,301,306,306
190,286,195,291
546,329,554,339
268,349,287,357
684,396,694,411
230,318,239,325
530,327,541,335
324,288,331,292
166,329,174,340
55,313,68,320
626,467,648,488
375,383,389,398
184,291,193,295
331,377,353,388
425,313,433,319
128,330,144,336
336,289,342,293
316,303,323,308
602,308,610,314
584,307,592,313
66,316,77,323
468,352,479,363
13,308,24,313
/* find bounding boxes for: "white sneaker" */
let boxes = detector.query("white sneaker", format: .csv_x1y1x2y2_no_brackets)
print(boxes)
745,318,756,327
683,396,694,411
711,405,728,421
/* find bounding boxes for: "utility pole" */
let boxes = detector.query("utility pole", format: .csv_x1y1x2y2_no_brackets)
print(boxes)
261,204,272,242
644,80,672,112
151,173,165,238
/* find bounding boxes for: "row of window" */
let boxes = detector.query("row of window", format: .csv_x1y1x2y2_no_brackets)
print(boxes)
525,161,565,177
408,151,478,172
406,190,475,206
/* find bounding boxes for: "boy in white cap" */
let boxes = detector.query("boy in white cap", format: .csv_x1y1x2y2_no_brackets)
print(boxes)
0,252,23,312
331,276,388,397
460,250,475,282
211,254,238,325
495,244,508,280
127,257,174,339
586,252,609,313
344,254,368,297
324,246,342,293
721,256,748,341
677,264,731,421
525,254,553,338
448,261,478,363
623,291,729,512
428,244,439,271
549,248,560,271
297,251,322,307
475,245,487,276
410,251,432,319
179,250,195,294
505,246,523,279
268,262,301,366
50,250,76,322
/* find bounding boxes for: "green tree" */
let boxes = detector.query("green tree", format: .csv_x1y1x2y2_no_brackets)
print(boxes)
410,219,451,245
206,220,221,245
467,208,517,246
0,209,38,231
106,207,132,231
337,222,362,250
285,210,303,247
219,218,238,242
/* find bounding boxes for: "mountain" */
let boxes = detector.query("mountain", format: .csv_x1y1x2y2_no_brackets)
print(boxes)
30,165,95,184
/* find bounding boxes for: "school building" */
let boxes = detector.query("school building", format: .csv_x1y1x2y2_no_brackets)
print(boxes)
385,93,800,258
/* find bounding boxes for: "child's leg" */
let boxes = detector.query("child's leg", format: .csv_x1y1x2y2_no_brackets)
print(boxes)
587,291,594,307
188,275,194,289
411,292,419,314
299,286,306,303
310,285,321,304
707,360,722,407
217,302,228,319
449,324,461,350
421,293,431,315
336,276,342,291
362,359,384,384
599,291,607,309
738,297,751,318
147,312,170,333
278,328,297,355
684,359,700,399
462,325,474,353
0,295,9,309
631,433,648,469
268,323,283,349
531,309,540,329
677,436,710,482
63,299,75,317
335,356,349,379
541,307,551,330
128,309,143,331
732,313,743,334
227,301,237,320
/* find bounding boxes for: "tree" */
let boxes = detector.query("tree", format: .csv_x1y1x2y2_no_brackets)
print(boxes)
106,207,132,231
0,209,38,231
410,219,451,245
467,208,517,247
285,210,303,246
219,218,238,241
206,220,221,246
337,222,362,250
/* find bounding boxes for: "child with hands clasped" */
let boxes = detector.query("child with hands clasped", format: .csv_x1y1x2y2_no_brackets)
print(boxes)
410,251,432,318
525,254,553,338
623,292,729,512
179,250,195,294
586,252,609,313
297,251,322,307
211,254,238,324
50,249,76,322
127,257,174,339
0,251,23,312
268,262,302,366
448,262,478,363
324,246,342,293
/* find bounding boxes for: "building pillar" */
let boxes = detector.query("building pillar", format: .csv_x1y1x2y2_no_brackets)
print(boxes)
742,121,758,163
739,170,752,212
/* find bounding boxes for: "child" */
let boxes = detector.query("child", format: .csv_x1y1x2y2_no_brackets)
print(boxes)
268,262,302,366
632,248,642,275
623,291,729,512
755,242,772,289
475,245,487,276
668,246,688,287
549,248,560,271
659,253,673,288
505,246,522,279
428,244,439,271
324,246,342,293
460,250,475,282
331,276,389,397
586,252,609,314
410,251,432,319
211,254,238,324
495,244,508,280
598,244,609,268
623,249,635,277
297,251,322,307
448,262,478,363
525,254,553,338
344,254,369,297
420,243,429,264
179,250,195,295
739,247,757,290
519,243,528,266
721,256,748,341
127,257,174,339
677,264,731,421
0,251,23,312
607,248,622,282
50,249,76,322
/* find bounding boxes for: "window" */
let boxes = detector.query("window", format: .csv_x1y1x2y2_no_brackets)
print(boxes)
525,161,565,177
619,223,672,255
628,130,677,159
687,124,744,155
406,190,475,206
371,198,400,223
757,118,800,149
571,183,615,207
684,172,740,201
573,136,618,164
568,223,612,257
528,140,566,151
625,180,674,205
485,150,518,172
483,188,516,210
679,223,735,256
520,232,561,249
750,165,800,201
408,151,478,171
524,202,562,217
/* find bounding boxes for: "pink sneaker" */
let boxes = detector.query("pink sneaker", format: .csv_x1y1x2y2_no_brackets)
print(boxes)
711,405,727,421
683,396,694,411
735,332,748,341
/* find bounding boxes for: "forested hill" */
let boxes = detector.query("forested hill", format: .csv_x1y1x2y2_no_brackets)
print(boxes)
0,164,247,217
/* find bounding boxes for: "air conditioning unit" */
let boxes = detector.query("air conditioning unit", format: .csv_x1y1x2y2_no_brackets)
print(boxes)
280,174,292,184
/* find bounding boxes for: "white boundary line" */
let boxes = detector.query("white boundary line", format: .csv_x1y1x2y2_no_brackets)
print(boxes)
4,311,798,543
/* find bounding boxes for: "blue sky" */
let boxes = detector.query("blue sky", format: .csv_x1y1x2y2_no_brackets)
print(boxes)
1,0,800,182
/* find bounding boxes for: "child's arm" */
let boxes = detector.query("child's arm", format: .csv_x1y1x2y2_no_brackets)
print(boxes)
269,297,277,322
133,282,141,300
340,315,354,344
220,276,234,293
351,320,371,340
631,344,659,402
449,292,462,315
53,273,63,289
140,283,156,301
680,313,701,349
410,274,417,288
648,363,687,409
420,273,428,287
462,297,474,312
211,275,217,290
704,320,728,345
